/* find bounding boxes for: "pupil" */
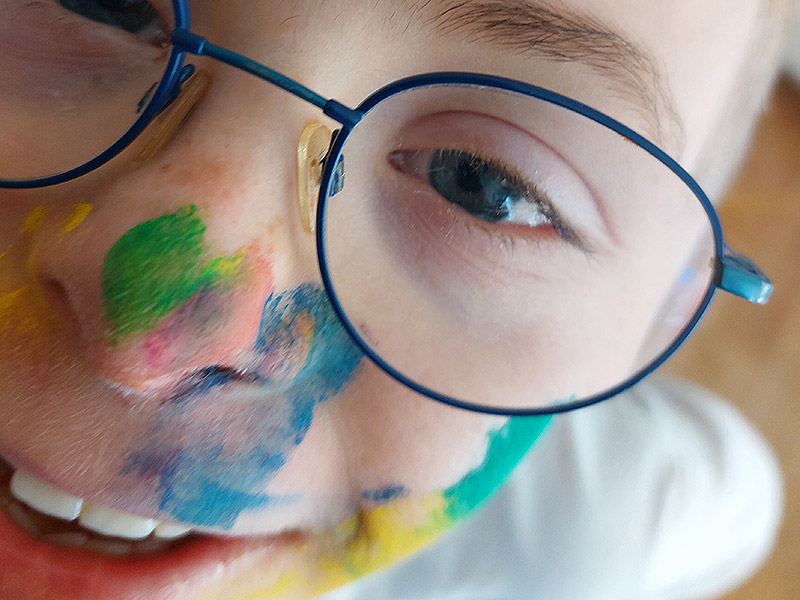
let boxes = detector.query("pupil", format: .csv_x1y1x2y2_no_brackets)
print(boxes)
58,0,161,37
456,158,484,193
429,150,512,222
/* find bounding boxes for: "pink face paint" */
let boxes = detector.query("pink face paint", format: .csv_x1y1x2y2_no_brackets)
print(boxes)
98,205,274,387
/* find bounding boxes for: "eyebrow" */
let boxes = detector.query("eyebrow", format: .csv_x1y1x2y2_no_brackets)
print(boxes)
417,0,684,150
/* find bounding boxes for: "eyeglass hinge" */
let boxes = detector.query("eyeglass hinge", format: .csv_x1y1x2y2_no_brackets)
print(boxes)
171,28,208,56
322,100,362,129
718,245,773,304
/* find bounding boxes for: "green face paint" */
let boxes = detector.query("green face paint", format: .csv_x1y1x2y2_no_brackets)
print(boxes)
102,205,245,343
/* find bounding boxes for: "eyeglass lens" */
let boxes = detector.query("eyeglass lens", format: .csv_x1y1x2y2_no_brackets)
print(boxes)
321,85,716,412
1,0,174,181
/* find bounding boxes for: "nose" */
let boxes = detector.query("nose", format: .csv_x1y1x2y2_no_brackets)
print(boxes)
32,67,324,394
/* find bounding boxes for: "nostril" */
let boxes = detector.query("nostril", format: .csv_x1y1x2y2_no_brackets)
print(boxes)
38,278,81,333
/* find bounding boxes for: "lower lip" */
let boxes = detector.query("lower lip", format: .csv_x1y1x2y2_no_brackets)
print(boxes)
0,489,305,600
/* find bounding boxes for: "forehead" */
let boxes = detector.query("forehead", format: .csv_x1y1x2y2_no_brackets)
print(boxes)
213,0,761,160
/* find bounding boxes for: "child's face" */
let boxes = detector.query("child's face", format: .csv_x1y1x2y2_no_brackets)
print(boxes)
0,1,769,599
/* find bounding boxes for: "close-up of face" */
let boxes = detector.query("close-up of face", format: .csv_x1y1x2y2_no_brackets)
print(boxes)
0,1,789,599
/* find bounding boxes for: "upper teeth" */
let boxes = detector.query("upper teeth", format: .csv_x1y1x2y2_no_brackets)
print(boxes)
9,468,193,540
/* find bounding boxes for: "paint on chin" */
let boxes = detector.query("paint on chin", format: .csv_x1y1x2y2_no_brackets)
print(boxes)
233,415,553,600
122,283,364,529
321,416,552,596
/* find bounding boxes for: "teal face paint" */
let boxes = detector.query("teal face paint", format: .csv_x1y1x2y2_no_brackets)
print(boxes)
102,205,245,343
443,415,551,521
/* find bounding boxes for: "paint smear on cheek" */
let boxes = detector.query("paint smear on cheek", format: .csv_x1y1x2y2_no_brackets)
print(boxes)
120,284,365,529
245,415,553,600
101,204,250,344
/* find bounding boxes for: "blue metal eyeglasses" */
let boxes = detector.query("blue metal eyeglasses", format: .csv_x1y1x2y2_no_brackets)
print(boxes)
0,0,772,415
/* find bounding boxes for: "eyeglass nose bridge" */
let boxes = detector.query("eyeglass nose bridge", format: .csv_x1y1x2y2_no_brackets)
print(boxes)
718,246,773,304
170,29,362,126
165,28,355,237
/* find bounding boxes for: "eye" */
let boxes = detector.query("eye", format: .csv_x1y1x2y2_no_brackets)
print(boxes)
388,148,584,247
57,0,170,45
430,149,519,222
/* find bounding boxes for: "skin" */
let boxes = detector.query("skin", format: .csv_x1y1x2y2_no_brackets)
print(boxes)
0,0,787,598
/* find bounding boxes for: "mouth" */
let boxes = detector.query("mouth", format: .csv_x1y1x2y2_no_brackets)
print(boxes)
0,456,195,557
0,366,277,559
0,453,309,600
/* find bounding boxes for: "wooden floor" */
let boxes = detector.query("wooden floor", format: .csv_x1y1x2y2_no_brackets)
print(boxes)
665,77,800,599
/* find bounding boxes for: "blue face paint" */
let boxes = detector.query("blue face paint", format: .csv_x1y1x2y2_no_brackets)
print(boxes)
123,283,364,528
361,485,409,503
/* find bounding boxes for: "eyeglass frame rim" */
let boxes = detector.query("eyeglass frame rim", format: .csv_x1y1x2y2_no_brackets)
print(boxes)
315,71,723,417
0,0,756,416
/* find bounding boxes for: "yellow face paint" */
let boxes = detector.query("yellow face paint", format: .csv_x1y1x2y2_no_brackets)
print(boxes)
1,207,53,337
60,202,93,236
20,206,48,235
0,204,92,337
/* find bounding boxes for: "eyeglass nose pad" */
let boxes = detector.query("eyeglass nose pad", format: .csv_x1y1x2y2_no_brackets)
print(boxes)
133,67,211,166
297,122,333,233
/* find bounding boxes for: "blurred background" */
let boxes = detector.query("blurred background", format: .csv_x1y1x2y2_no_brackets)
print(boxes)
666,20,800,599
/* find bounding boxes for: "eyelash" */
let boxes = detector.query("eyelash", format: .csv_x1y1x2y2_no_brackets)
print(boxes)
388,147,587,251
52,0,169,47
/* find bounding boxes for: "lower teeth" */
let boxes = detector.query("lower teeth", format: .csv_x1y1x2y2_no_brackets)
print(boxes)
0,458,196,556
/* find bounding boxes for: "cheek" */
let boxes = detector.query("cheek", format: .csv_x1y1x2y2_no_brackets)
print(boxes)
276,363,508,500
347,366,510,494
238,373,552,598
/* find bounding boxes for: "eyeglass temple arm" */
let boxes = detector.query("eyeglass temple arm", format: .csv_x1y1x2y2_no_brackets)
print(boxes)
171,29,362,128
718,245,773,304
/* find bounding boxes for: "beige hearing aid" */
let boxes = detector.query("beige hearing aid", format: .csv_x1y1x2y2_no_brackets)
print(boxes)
134,69,211,166
297,122,333,233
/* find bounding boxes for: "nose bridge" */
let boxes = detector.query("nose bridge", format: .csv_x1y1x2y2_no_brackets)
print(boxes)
171,29,330,113
33,63,330,392
134,57,328,281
